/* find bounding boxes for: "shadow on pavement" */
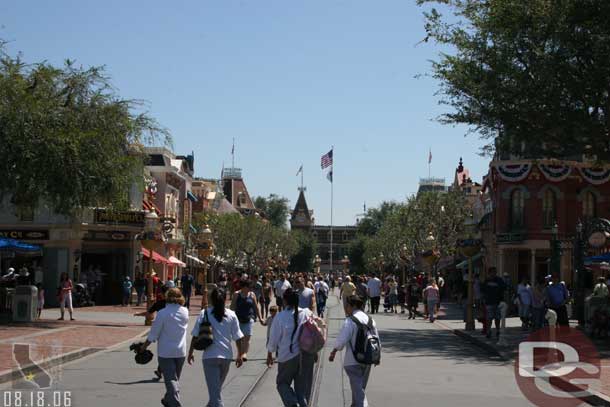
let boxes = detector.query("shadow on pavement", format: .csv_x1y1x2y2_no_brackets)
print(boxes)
104,379,160,385
378,326,510,366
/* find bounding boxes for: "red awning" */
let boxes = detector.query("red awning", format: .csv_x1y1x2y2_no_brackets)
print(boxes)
141,247,170,264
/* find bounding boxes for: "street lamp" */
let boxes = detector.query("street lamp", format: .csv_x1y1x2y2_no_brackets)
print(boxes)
138,210,162,326
341,255,351,275
457,238,483,331
399,244,409,285
313,254,322,275
197,224,214,308
550,221,561,277
574,219,585,324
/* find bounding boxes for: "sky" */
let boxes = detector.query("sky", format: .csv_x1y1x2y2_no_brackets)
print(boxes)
1,0,490,225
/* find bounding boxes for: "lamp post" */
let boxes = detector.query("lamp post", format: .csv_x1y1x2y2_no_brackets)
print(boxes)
457,238,482,331
399,244,409,285
574,220,585,325
138,210,163,326
197,224,214,309
550,221,561,277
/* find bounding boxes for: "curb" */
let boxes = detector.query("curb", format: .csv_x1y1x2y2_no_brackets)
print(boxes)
0,328,148,386
429,307,610,407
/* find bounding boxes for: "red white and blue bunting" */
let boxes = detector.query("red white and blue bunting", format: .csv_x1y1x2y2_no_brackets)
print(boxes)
496,163,532,182
538,164,572,182
579,167,610,185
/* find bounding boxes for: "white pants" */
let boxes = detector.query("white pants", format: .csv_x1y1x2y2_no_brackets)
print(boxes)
60,293,73,314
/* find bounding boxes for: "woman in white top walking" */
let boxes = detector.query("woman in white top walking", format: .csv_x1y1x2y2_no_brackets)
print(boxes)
139,288,189,407
267,288,314,407
189,288,244,407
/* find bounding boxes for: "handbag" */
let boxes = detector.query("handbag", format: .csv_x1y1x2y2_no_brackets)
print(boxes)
193,311,214,351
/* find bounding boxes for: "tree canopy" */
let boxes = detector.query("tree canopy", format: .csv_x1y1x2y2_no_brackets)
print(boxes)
418,0,610,159
253,194,290,229
0,44,169,215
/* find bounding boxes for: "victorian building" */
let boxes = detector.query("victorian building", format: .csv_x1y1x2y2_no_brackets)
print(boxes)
290,188,357,273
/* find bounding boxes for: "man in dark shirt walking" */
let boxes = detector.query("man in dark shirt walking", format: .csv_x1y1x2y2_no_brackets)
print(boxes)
180,272,194,309
482,267,505,339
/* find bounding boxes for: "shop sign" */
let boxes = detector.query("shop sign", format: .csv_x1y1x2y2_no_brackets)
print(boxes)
588,231,607,248
0,229,49,240
84,231,130,241
94,209,144,226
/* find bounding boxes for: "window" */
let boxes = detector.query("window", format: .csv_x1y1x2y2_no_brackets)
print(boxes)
583,191,596,218
510,189,525,229
542,189,556,228
342,231,349,241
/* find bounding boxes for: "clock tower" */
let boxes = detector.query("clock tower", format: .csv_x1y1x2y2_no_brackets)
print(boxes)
290,188,313,231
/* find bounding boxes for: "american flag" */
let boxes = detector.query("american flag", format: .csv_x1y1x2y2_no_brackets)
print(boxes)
321,149,333,169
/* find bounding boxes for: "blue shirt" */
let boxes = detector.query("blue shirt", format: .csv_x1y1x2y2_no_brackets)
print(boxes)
545,282,569,307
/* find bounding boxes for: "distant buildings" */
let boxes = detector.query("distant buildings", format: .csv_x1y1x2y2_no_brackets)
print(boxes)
290,189,357,273
418,177,447,194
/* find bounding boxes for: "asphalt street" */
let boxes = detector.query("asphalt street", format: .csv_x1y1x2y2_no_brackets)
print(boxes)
2,295,535,406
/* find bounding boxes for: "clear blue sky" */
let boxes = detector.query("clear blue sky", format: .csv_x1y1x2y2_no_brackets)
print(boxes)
2,0,489,225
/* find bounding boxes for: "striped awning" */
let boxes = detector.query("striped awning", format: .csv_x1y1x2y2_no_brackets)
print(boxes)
141,247,169,264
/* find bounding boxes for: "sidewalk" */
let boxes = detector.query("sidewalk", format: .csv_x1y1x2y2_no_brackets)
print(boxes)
431,302,610,405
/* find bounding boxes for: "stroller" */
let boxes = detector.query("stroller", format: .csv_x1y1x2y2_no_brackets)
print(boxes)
73,283,95,307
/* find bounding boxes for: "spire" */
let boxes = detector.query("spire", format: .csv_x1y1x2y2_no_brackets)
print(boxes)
457,157,464,173
290,189,313,229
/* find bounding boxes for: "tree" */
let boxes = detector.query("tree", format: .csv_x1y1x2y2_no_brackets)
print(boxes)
253,194,291,229
0,44,170,215
288,230,318,273
356,201,402,236
348,235,368,275
418,0,610,159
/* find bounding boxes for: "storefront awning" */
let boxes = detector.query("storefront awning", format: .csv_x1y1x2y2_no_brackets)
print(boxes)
0,238,42,256
168,256,186,267
187,191,198,203
456,253,483,269
141,247,170,264
186,254,205,265
585,252,610,265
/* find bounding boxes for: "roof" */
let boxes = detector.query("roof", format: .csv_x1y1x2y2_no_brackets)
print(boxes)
290,189,313,228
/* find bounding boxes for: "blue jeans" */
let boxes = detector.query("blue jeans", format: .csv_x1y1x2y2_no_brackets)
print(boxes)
532,307,545,331
203,358,231,407
277,355,309,407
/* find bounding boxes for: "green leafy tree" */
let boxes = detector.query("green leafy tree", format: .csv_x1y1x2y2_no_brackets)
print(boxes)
288,230,318,273
348,235,368,275
418,0,610,159
0,45,170,214
253,194,291,229
357,201,402,236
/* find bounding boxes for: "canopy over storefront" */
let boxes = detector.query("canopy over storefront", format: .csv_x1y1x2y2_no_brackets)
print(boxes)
585,252,610,265
141,247,169,264
0,238,42,256
186,254,204,265
168,256,186,267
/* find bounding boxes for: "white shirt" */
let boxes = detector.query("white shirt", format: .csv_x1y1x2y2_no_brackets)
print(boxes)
314,281,329,295
147,303,189,358
334,310,379,367
274,279,292,298
367,278,382,297
267,307,313,363
191,308,244,360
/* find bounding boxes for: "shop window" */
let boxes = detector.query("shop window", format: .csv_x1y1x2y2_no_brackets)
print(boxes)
583,191,597,219
542,189,556,228
510,189,525,229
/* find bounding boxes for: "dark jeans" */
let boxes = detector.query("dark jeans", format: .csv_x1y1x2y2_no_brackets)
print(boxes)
317,298,327,317
135,287,144,306
260,297,270,318
182,288,191,308
370,297,381,314
277,355,309,407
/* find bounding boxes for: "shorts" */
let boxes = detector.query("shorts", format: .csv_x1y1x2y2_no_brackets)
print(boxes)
276,297,283,308
239,320,254,336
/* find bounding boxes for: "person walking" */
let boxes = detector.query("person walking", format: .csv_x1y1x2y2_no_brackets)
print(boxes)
231,280,265,361
516,278,533,330
531,279,546,331
356,277,369,313
188,288,244,407
297,277,316,312
367,274,382,314
423,280,440,322
122,276,133,306
387,278,398,314
329,295,379,407
266,288,314,407
274,274,292,311
261,276,273,319
180,272,194,309
482,267,506,339
544,272,570,327
134,272,146,306
314,276,329,318
139,288,189,407
340,276,357,316
58,272,74,321
406,277,420,319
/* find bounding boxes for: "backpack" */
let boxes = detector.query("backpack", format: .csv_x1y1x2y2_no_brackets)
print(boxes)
317,285,328,301
299,315,326,354
349,314,381,365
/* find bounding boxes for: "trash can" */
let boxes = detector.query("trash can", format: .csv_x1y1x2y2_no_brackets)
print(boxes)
12,285,38,322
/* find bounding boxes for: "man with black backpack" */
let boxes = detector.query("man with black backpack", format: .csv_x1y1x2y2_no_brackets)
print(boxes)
329,295,381,407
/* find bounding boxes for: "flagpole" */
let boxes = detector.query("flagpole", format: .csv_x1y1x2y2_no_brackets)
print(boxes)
301,164,304,191
330,146,334,276
232,138,235,169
